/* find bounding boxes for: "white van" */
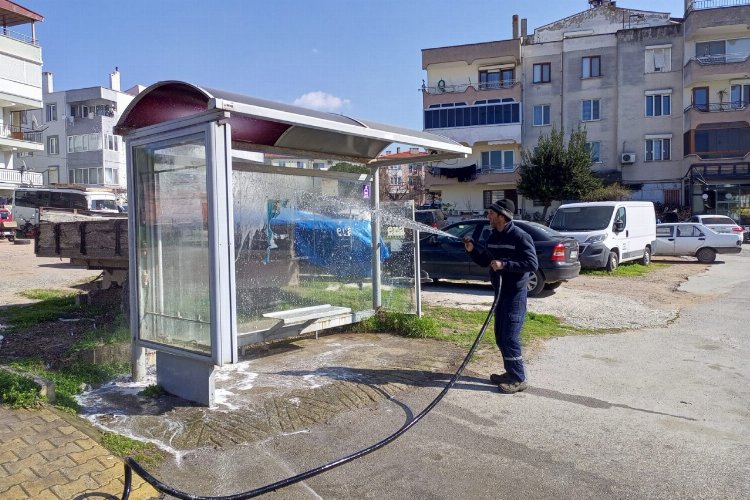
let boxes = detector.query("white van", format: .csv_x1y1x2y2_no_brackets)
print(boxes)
12,186,119,227
549,201,656,271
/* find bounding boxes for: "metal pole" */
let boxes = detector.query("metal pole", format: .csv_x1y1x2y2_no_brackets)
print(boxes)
371,167,381,309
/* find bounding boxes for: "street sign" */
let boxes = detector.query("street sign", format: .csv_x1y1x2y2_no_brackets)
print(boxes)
362,184,370,199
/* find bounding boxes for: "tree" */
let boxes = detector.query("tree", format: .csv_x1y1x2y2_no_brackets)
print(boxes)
582,182,632,201
329,162,369,175
517,126,602,219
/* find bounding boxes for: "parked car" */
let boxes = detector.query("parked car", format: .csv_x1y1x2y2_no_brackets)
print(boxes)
415,209,448,229
419,219,580,297
688,214,745,242
653,223,742,263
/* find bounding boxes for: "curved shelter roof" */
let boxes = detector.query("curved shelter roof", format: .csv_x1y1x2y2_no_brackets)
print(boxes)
115,81,470,167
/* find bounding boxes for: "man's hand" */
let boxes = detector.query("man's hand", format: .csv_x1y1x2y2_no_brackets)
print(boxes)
463,236,474,252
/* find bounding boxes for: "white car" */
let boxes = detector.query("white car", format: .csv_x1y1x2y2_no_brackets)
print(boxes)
654,223,742,263
688,215,744,242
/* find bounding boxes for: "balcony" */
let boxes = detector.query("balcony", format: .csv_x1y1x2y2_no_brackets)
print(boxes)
683,102,750,130
425,165,520,187
0,168,44,187
684,53,750,85
423,101,522,146
687,0,750,12
0,125,44,153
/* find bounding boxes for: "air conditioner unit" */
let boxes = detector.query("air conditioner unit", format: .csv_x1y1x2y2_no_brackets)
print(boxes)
621,153,636,164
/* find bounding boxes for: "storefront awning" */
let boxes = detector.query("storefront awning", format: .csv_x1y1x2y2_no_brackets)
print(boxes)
115,81,470,167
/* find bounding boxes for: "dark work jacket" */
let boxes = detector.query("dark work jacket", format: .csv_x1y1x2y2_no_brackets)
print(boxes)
468,221,538,294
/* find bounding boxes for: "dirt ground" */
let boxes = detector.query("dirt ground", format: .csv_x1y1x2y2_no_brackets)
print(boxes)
0,242,113,368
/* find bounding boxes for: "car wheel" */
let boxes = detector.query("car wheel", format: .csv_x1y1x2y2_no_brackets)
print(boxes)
605,251,618,272
543,281,563,290
696,247,716,263
527,269,545,297
641,246,651,265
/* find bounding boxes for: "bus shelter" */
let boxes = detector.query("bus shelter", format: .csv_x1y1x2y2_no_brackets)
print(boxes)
115,81,470,405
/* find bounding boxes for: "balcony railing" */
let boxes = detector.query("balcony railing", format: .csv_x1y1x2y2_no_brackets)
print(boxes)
691,52,750,65
0,125,43,143
687,0,750,11
0,27,39,46
421,80,520,95
684,101,748,112
0,169,44,186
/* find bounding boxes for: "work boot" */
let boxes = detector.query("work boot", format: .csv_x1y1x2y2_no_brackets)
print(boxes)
489,373,511,384
497,379,528,394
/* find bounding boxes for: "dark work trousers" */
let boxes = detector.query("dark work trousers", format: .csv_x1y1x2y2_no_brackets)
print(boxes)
494,286,527,382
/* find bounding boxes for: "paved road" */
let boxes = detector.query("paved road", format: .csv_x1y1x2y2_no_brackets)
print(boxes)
145,252,749,499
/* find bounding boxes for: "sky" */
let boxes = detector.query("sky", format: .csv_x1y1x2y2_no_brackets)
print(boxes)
18,0,685,132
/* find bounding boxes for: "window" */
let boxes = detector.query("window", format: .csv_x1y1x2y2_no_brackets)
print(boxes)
731,84,750,108
423,101,521,129
582,56,601,78
646,93,671,116
67,133,104,153
696,40,726,63
645,138,671,161
481,150,514,172
46,104,57,122
581,99,600,121
47,136,59,155
104,134,120,151
693,87,709,111
533,63,551,83
483,190,507,208
586,142,601,162
533,104,551,126
479,68,514,89
645,46,671,73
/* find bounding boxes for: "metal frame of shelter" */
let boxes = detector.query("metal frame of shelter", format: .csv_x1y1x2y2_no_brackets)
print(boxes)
115,81,470,405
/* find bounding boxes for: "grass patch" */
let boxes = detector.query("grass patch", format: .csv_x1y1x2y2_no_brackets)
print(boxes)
138,384,166,398
9,359,129,412
69,318,130,352
0,368,46,408
101,432,164,468
2,288,111,331
581,261,667,278
348,306,592,348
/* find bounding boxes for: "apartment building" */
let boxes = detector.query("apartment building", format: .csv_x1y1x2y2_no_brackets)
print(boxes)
421,0,750,223
378,147,429,202
0,0,44,202
421,36,522,215
682,0,750,224
23,70,142,196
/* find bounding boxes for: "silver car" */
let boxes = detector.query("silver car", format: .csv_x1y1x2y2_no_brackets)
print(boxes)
688,215,744,242
654,223,742,263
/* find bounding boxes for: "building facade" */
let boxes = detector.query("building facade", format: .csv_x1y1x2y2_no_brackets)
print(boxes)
23,70,141,198
421,0,750,224
0,0,44,202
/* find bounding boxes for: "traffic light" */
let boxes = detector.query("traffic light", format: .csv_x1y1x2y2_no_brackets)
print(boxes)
702,190,717,211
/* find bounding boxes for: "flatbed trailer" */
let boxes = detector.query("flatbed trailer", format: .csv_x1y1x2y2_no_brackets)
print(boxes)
35,209,128,289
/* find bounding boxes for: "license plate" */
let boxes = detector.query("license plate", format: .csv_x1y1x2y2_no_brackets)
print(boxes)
570,250,578,260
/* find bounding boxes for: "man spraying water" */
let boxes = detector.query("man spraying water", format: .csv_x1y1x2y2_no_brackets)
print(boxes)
463,200,538,393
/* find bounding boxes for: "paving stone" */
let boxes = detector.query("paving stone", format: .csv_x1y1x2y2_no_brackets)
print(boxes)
39,441,83,462
60,458,108,482
18,470,67,497
0,484,29,500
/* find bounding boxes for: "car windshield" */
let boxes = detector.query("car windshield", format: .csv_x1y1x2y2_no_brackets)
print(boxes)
442,223,477,239
518,221,565,238
550,206,614,231
699,216,736,225
91,199,118,210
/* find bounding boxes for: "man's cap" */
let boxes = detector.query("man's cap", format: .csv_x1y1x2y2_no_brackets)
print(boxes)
489,199,515,220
